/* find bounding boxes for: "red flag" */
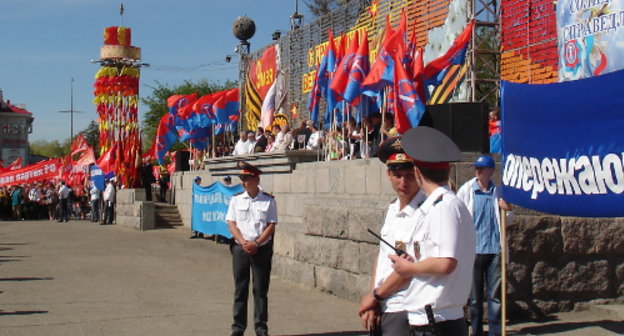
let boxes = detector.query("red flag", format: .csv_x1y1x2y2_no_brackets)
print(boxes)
423,20,475,80
7,156,22,170
74,147,96,167
167,93,198,116
96,143,117,175
392,50,426,134
361,15,405,93
142,139,157,161
70,134,90,155
330,31,360,102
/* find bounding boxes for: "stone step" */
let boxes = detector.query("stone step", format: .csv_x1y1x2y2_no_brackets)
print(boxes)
588,304,624,320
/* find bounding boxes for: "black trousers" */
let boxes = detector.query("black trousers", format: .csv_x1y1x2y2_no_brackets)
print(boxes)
410,318,468,336
59,199,69,221
103,201,114,224
230,241,273,335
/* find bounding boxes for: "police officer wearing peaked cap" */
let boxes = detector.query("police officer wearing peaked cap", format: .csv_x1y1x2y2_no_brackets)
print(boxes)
360,136,427,336
226,161,277,336
386,127,476,336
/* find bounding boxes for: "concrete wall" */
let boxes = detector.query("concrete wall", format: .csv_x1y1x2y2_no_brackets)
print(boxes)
116,189,155,231
171,155,624,316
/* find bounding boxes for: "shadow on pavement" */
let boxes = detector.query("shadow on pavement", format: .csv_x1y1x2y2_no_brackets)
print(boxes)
283,332,366,336
0,277,54,281
0,310,48,316
517,320,624,334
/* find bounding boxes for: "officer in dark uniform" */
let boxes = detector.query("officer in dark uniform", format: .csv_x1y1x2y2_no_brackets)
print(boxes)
226,161,277,336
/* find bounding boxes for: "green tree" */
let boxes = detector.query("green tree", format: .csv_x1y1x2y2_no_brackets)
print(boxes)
141,79,236,151
78,120,100,155
29,139,70,158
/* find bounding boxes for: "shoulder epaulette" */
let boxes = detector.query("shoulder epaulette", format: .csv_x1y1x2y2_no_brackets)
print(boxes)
389,197,397,204
233,192,243,196
433,195,444,206
262,191,275,198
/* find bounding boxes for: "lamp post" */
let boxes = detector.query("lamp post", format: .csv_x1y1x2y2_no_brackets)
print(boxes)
58,77,84,141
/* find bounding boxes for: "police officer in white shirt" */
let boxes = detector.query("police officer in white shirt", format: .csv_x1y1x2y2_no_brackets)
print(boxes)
358,137,426,336
226,161,277,336
57,180,71,222
370,127,476,336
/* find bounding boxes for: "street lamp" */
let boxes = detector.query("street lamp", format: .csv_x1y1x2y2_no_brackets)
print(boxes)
58,78,84,141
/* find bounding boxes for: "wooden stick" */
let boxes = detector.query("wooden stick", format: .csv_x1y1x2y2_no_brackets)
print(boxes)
500,209,508,336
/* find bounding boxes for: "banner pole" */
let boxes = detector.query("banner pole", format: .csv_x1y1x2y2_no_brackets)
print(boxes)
500,209,508,336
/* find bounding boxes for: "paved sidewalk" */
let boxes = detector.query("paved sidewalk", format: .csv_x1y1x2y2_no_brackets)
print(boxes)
0,220,621,336
0,220,364,336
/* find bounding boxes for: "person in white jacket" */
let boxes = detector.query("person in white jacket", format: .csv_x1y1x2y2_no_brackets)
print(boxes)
456,155,511,336
102,179,116,225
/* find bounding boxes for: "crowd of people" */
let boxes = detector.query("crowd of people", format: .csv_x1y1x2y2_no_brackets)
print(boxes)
0,178,118,224
226,112,400,161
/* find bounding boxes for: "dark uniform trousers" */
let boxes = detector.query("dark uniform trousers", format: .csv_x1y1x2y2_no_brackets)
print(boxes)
410,318,468,336
230,240,273,336
380,311,411,336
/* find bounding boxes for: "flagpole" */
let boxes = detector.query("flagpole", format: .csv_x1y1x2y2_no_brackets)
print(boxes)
501,209,508,336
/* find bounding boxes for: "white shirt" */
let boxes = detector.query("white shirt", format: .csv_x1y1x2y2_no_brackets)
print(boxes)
90,186,100,201
374,191,426,313
403,186,476,326
306,131,322,150
103,184,116,202
246,140,257,154
58,185,70,200
232,139,249,156
456,177,501,231
273,131,285,151
226,190,278,243
28,188,41,202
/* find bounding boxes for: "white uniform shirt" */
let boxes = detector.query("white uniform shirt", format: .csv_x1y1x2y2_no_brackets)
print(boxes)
58,185,70,200
226,190,278,243
90,186,100,201
403,186,476,326
374,191,426,313
103,184,116,202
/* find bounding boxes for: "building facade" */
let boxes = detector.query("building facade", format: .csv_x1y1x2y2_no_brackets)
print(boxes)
0,90,33,167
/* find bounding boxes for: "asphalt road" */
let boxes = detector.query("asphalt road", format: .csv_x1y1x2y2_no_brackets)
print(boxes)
0,220,365,336
1,220,621,336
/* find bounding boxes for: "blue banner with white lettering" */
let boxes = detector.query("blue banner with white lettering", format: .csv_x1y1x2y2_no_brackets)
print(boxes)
89,164,105,191
191,182,243,237
501,68,624,217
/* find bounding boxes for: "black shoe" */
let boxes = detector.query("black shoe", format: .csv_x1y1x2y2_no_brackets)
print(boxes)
189,235,198,239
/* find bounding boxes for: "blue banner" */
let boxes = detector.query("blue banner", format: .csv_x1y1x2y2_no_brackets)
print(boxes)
501,69,624,217
89,164,105,191
191,181,243,237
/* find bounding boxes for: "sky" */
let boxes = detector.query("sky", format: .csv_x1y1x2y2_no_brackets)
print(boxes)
0,0,311,143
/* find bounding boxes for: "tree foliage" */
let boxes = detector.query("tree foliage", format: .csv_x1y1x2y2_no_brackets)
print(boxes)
303,0,352,17
78,120,100,154
140,79,237,150
29,139,70,158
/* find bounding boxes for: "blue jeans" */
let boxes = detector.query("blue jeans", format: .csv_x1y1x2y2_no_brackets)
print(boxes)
470,254,501,336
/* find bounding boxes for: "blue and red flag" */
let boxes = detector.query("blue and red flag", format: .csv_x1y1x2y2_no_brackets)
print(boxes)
423,20,474,93
167,93,197,116
392,50,426,134
323,29,340,129
330,31,360,103
361,15,405,95
344,30,370,104
215,88,240,125
156,113,179,165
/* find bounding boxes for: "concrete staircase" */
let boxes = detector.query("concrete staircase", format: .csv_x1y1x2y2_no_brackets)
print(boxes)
204,150,321,176
154,203,184,228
